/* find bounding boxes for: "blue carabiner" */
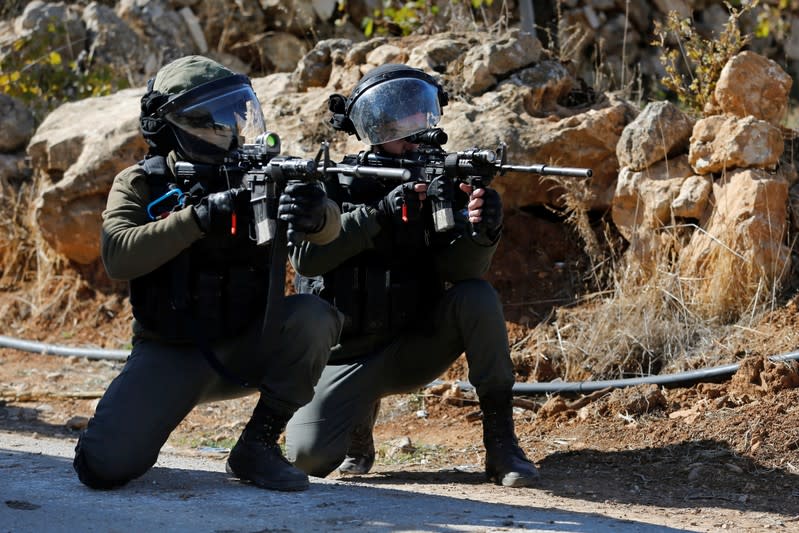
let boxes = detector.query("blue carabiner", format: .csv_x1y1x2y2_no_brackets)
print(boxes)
146,188,186,221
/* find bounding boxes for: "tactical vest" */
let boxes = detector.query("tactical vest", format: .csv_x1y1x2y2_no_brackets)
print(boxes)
129,156,270,342
295,171,444,341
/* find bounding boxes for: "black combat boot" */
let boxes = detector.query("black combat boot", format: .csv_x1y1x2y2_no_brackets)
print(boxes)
337,400,380,475
480,392,540,487
226,400,309,491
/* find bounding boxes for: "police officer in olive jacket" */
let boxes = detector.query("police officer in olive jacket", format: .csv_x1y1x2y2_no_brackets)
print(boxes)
284,64,539,487
73,55,343,492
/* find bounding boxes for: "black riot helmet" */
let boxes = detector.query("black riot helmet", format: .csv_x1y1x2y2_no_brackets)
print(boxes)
329,64,449,145
139,55,266,164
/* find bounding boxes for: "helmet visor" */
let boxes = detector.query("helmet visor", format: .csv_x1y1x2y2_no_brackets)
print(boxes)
349,78,441,145
161,79,266,164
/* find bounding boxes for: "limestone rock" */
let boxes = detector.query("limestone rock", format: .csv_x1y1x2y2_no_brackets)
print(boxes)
612,155,696,241
689,115,783,175
679,168,791,319
617,101,694,172
714,51,792,126
28,88,146,264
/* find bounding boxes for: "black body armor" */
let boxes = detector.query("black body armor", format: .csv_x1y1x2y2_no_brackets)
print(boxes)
295,170,444,340
129,156,270,342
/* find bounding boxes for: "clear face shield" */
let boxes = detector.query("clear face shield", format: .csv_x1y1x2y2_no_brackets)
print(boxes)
160,76,266,164
348,78,442,145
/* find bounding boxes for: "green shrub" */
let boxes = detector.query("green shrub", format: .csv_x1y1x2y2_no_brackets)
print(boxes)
354,0,494,37
0,21,129,124
652,1,753,116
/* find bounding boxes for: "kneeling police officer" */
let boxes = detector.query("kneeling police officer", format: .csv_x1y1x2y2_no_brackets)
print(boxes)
73,55,343,492
284,64,539,487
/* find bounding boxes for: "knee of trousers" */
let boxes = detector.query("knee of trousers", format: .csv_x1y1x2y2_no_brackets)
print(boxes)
289,441,345,479
447,279,503,315
73,431,156,489
284,294,344,348
286,426,349,477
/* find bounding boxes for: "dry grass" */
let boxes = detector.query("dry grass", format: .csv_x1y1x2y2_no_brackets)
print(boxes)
514,175,789,383
0,175,36,290
0,174,93,339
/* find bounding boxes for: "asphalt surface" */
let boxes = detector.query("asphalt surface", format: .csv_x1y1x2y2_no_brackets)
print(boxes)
0,431,691,533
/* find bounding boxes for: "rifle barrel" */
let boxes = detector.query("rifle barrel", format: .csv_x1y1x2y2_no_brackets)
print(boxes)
501,164,593,177
323,165,411,181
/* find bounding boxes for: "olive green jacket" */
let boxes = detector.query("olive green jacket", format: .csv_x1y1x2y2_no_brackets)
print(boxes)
289,202,499,357
101,154,341,281
289,204,497,279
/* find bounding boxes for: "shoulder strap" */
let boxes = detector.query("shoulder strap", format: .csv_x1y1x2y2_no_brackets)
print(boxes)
139,155,184,220
139,155,169,179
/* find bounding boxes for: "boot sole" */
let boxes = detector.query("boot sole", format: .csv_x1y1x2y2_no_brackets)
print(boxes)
487,468,540,488
495,472,539,488
337,456,375,475
225,461,310,492
337,465,372,475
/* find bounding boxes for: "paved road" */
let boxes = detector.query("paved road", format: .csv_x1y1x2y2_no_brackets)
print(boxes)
0,431,691,533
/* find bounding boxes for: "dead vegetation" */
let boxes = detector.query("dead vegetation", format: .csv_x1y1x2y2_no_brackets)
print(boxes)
503,168,797,385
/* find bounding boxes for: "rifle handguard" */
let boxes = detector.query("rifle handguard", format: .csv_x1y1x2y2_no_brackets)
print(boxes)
323,165,410,181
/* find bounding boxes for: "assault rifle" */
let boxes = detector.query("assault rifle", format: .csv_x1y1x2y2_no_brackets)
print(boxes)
174,132,409,245
333,128,593,235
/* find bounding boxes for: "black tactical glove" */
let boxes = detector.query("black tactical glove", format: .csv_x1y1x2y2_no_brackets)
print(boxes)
278,181,327,241
193,189,237,236
375,182,423,227
472,187,503,241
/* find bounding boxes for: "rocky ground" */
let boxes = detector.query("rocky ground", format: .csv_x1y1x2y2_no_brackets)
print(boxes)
2,212,799,532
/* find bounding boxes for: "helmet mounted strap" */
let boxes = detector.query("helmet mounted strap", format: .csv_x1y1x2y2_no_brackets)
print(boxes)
329,93,358,137
140,78,175,153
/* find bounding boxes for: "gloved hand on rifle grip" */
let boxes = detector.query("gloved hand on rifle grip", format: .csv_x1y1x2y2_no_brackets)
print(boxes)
278,181,327,240
376,182,424,228
469,187,503,241
193,189,237,236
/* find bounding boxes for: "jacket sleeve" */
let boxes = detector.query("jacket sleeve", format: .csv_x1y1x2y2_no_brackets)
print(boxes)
100,166,202,281
289,205,382,277
302,199,341,246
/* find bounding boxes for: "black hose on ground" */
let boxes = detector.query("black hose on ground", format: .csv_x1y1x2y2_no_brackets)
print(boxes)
2,334,798,395
430,351,799,395
510,351,799,395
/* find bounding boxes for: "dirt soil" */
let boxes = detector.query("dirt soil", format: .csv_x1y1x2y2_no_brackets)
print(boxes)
2,211,799,532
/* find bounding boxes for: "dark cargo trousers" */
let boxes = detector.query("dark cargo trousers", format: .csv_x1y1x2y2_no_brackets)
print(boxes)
285,279,514,477
74,294,342,487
